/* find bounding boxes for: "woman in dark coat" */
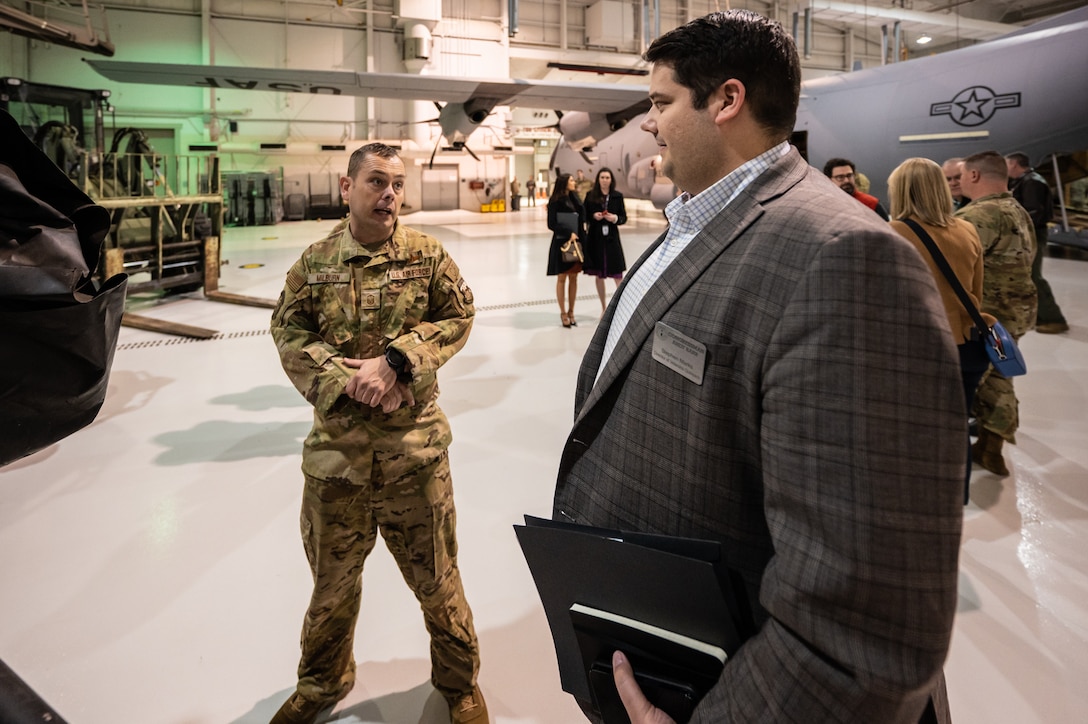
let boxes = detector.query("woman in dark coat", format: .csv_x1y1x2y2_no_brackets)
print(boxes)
582,167,627,314
546,173,585,327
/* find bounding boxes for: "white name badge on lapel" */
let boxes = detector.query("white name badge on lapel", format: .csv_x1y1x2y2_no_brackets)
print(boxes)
652,322,707,385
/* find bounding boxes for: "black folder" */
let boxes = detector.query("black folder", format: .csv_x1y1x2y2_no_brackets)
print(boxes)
572,603,726,722
554,211,580,236
514,515,753,723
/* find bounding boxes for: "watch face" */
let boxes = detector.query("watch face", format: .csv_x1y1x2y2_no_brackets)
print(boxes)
386,347,406,370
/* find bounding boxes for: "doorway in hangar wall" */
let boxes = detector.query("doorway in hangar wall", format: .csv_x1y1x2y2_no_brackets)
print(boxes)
421,166,459,211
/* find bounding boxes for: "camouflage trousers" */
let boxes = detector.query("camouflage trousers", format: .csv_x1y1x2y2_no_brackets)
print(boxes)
295,452,480,704
973,360,1020,444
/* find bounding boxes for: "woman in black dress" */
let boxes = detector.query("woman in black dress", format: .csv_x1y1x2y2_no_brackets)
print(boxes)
546,173,585,327
582,167,627,314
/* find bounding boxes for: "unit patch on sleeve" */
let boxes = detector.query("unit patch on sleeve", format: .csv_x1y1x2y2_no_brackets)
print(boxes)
286,268,307,293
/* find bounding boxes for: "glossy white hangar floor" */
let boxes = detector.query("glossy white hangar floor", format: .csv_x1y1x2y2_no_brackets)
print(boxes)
2,204,1087,723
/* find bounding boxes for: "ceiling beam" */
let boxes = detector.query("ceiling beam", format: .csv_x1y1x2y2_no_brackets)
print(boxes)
809,1,1019,40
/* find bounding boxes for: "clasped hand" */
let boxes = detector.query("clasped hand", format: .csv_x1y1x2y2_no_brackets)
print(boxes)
342,356,415,413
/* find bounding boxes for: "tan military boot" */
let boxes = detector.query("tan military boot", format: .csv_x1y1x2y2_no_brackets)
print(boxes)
972,427,1009,476
269,692,335,724
448,686,489,723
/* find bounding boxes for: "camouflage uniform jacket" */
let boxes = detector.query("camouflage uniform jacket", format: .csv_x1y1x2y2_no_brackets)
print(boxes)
955,192,1037,337
271,219,475,485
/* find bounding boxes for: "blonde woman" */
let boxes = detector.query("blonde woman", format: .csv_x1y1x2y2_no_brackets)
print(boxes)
888,157,991,502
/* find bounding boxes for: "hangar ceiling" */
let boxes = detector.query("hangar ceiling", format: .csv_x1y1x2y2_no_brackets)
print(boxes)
504,0,1088,79
804,0,1088,45
3,0,1086,76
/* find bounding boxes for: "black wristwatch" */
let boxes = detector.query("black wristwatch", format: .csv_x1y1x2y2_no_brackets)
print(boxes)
384,346,413,384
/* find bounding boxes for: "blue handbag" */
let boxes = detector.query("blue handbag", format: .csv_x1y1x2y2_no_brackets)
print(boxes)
902,219,1027,378
984,320,1028,377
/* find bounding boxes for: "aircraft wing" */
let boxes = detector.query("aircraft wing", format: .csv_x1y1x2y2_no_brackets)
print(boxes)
85,60,650,115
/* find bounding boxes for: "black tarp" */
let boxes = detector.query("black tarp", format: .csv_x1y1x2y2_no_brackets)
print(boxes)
1,108,127,466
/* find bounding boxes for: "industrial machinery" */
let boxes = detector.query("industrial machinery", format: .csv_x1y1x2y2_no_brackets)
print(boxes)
1,77,239,336
2,77,224,297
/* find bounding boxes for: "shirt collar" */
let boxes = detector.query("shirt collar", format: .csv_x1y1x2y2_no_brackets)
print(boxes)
339,220,400,263
664,141,790,229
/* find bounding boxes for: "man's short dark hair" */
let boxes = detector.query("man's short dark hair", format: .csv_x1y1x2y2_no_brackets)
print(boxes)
347,142,401,179
823,158,855,177
1005,151,1031,170
644,10,801,140
963,150,1008,180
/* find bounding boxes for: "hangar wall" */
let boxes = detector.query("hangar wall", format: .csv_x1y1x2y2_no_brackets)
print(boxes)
3,0,887,214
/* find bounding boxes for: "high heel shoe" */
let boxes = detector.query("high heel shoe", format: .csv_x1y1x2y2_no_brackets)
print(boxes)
567,312,577,327
561,313,572,328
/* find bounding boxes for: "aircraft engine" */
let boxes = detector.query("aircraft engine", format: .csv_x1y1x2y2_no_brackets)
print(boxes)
438,99,494,138
626,154,677,210
650,182,678,210
626,155,659,197
558,111,614,150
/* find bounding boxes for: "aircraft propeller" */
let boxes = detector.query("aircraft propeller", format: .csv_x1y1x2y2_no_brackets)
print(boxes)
417,100,488,168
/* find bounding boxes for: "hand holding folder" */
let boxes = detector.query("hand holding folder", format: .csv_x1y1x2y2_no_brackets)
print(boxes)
573,604,727,722
514,516,753,723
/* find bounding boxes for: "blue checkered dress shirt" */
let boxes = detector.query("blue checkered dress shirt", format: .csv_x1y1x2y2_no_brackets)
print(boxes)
596,142,791,383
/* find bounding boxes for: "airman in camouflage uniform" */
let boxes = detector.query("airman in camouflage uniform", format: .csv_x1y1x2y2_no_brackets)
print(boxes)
269,143,486,724
956,150,1037,476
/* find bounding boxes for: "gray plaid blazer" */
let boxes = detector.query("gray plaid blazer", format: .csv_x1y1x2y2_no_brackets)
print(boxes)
553,148,962,723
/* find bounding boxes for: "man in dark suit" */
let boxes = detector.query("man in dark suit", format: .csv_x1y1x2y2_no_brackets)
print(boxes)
1005,151,1068,334
551,10,965,723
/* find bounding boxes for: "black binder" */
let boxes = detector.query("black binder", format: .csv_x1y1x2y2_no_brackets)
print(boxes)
554,211,580,236
572,603,726,722
514,515,753,723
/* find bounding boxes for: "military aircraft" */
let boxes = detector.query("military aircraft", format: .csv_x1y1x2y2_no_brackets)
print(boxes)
87,6,1088,209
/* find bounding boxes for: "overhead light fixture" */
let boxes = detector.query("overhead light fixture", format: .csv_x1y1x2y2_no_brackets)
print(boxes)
917,33,933,45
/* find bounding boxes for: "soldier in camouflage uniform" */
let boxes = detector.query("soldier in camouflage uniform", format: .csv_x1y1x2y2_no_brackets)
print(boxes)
269,143,487,724
956,150,1037,477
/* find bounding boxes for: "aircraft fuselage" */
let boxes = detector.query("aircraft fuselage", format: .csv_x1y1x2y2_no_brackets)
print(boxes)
555,11,1088,208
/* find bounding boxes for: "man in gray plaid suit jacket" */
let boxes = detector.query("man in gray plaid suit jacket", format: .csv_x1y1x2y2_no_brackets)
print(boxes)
552,11,964,724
